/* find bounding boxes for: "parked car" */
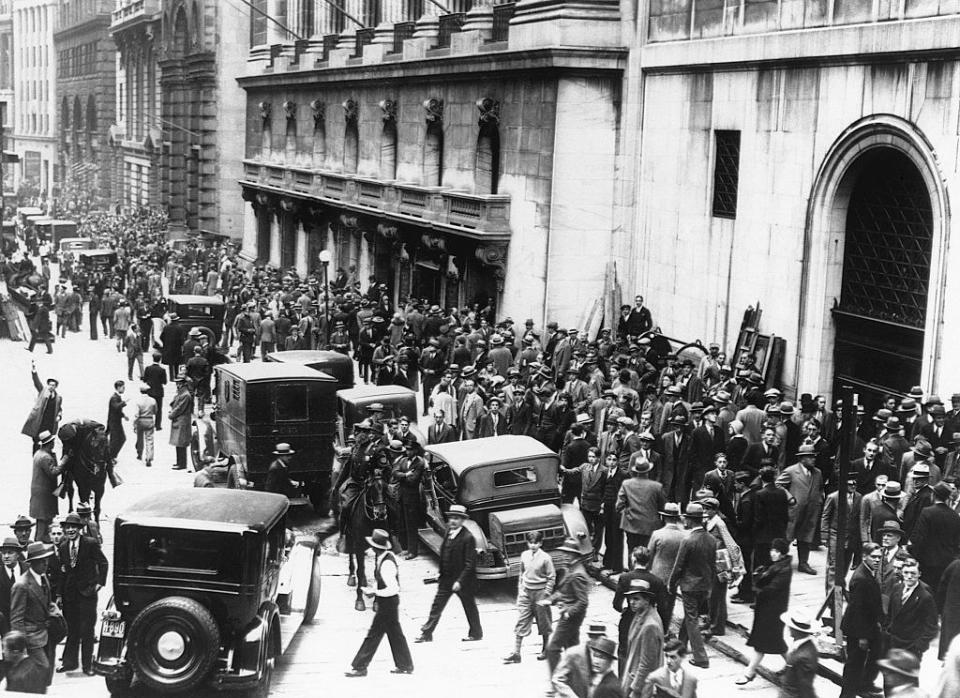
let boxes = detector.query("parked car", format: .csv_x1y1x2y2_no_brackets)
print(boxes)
93,488,321,696
335,384,418,448
420,435,592,580
211,363,338,512
166,294,226,342
265,349,355,391
77,248,119,272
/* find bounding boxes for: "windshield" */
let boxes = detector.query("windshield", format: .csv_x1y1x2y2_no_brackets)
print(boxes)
126,528,243,582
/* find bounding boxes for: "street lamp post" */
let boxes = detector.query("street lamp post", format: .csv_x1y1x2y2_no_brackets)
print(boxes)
319,249,332,348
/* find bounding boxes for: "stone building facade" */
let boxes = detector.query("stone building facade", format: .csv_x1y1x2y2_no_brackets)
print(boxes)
110,0,247,239
12,0,58,195
237,0,625,323
626,0,960,406
54,0,115,201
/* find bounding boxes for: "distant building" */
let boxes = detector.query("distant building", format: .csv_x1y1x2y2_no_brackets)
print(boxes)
109,0,248,241
12,0,58,196
54,0,115,202
236,0,625,323
0,0,13,196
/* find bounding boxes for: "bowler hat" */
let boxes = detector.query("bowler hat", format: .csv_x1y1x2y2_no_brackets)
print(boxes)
365,528,392,551
877,649,921,679
273,443,296,455
447,504,469,520
23,542,54,563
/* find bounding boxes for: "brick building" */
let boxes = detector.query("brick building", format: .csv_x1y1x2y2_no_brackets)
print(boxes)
236,0,625,323
54,0,115,201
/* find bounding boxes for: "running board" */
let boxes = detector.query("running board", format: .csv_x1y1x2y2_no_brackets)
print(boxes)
418,527,443,556
279,613,303,653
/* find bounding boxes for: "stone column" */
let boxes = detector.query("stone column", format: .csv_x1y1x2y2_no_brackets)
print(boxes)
326,224,337,270
358,230,372,288
269,210,281,267
241,199,259,262
296,220,309,276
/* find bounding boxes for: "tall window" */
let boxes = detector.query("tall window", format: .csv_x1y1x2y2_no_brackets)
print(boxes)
381,122,397,180
475,121,500,195
344,120,358,173
250,0,267,46
712,130,740,219
423,122,443,187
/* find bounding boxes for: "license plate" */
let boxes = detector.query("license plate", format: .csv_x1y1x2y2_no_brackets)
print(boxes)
102,620,125,638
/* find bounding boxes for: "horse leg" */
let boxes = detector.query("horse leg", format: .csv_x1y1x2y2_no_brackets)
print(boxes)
346,530,357,587
354,545,367,612
93,480,105,525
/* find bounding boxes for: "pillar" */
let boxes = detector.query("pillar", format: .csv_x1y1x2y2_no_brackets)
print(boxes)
296,221,309,275
358,232,372,289
241,202,258,262
326,225,337,271
269,212,281,267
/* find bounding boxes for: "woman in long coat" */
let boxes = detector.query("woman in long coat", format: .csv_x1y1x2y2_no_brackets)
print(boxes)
736,537,793,685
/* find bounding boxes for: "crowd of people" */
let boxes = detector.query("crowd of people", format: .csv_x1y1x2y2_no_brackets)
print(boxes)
8,206,960,696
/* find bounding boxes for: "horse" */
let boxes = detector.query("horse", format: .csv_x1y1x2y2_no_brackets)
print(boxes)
341,467,393,612
57,419,111,523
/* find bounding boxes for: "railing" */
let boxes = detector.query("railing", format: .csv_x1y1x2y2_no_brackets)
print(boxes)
354,28,375,57
110,0,158,28
391,21,416,54
491,3,515,42
437,13,465,48
241,159,511,239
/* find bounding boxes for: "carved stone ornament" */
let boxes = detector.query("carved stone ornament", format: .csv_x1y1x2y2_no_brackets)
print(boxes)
475,243,508,291
379,99,397,123
310,99,325,127
280,197,298,214
258,101,272,122
476,97,500,125
420,233,446,251
283,101,297,121
342,99,358,123
423,98,444,124
377,222,398,239
339,213,358,230
255,192,273,208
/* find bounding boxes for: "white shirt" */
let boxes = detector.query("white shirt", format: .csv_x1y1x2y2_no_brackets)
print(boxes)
670,668,683,690
4,564,16,582
902,583,917,603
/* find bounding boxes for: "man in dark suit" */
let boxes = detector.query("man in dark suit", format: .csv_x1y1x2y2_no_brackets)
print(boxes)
643,637,698,698
885,558,940,659
477,397,508,438
0,538,26,635
741,426,780,474
840,543,885,697
625,295,652,337
689,406,724,491
668,502,716,669
701,453,735,521
628,431,662,482
11,541,64,686
613,546,670,674
427,410,457,445
853,439,894,495
56,513,108,675
562,448,606,553
730,471,759,604
751,466,790,569
416,505,481,642
921,404,949,467
661,415,692,502
106,380,128,460
908,482,960,598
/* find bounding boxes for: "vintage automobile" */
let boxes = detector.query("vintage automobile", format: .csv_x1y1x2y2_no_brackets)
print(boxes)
211,363,338,512
419,435,593,579
167,294,226,342
93,488,321,696
77,248,119,272
335,384,418,448
32,217,78,247
265,349,355,391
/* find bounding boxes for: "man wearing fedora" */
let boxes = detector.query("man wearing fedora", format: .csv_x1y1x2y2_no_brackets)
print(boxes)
345,528,414,677
779,610,820,698
21,362,62,450
784,444,824,575
661,414,692,503
909,482,960,596
551,624,620,698
902,464,935,539
56,512,107,675
885,558,939,663
821,471,863,594
0,537,26,636
416,504,482,643
391,440,425,560
29,431,62,544
668,502,716,669
264,443,298,498
541,537,591,677
11,541,64,686
621,578,664,697
841,542,885,697
168,369,194,470
614,547,670,672
877,649,924,698
869,480,905,545
617,458,666,553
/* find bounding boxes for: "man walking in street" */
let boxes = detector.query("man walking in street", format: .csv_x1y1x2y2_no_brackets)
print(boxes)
617,458,666,551
344,529,414,677
142,352,167,431
168,371,193,470
668,502,716,669
55,513,107,676
133,384,157,468
416,504,482,643
11,541,64,686
784,444,824,574
542,537,591,678
28,432,61,544
840,543,885,697
106,380,128,461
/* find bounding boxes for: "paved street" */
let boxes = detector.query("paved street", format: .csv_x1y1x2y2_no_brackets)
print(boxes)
0,315,781,697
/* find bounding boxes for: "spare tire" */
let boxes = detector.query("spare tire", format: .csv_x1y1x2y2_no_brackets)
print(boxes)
127,596,220,694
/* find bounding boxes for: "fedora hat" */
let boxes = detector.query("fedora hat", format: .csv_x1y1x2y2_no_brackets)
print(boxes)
631,458,652,475
587,637,617,659
447,504,469,520
795,443,817,458
780,610,820,635
883,481,903,499
659,502,682,517
714,390,731,403
0,538,22,552
778,401,795,416
62,513,83,529
461,366,477,378
912,462,931,477
912,442,933,459
908,385,924,399
877,649,921,679
623,578,657,598
490,334,504,345
367,402,386,412
950,432,960,446
925,394,944,406
273,443,296,456
10,516,33,530
698,496,720,511
36,430,55,445
365,528,392,551
873,408,893,423
683,502,705,520
388,440,404,454
897,398,918,413
23,542,54,563
575,413,593,425
556,536,586,556
879,520,904,537
884,416,902,430
586,622,607,637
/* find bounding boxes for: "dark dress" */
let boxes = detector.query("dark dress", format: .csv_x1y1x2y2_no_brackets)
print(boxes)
747,554,792,654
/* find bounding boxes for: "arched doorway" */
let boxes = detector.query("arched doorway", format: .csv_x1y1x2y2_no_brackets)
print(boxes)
832,149,932,405
797,115,950,409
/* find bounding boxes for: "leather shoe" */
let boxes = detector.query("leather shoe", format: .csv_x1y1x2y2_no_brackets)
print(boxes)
414,634,432,643
390,668,413,674
462,636,482,642
798,563,817,575
503,653,521,664
730,595,753,604
688,659,710,669
537,651,548,661
82,668,96,677
344,669,367,678
56,665,78,673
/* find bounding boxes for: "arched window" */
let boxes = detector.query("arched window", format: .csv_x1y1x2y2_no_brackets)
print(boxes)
344,120,359,174
423,121,443,186
475,121,500,194
172,7,189,59
381,121,397,180
192,1,202,49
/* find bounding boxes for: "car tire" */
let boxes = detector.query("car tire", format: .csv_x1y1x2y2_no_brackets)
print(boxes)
248,656,274,698
127,596,220,694
190,424,202,471
304,555,322,624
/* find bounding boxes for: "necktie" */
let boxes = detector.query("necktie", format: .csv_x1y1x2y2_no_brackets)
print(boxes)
71,542,78,568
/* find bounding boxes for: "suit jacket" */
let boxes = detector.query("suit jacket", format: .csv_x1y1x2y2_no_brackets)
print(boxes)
459,393,485,439
10,571,57,649
58,535,108,599
779,637,818,698
427,422,458,445
29,448,63,521
642,665,698,698
668,528,717,594
622,607,664,694
820,490,862,547
887,581,940,655
689,424,724,476
477,410,507,438
438,526,477,594
909,501,960,570
617,477,666,535
752,484,789,543
852,457,895,495
0,563,26,634
648,525,686,583
701,468,735,521
784,463,823,543
841,564,883,639
742,443,780,473
570,463,607,512
21,373,62,439
661,431,692,502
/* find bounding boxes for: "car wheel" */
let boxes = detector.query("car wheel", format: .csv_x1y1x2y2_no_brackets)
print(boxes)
249,656,274,698
190,425,203,471
304,555,322,624
127,596,220,694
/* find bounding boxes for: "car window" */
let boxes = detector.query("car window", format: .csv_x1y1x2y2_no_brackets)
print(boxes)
130,529,242,581
494,467,537,488
276,385,308,421
179,304,214,316
246,388,271,424
431,461,457,493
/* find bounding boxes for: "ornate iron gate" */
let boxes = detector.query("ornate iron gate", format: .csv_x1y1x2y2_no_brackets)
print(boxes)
833,149,933,405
